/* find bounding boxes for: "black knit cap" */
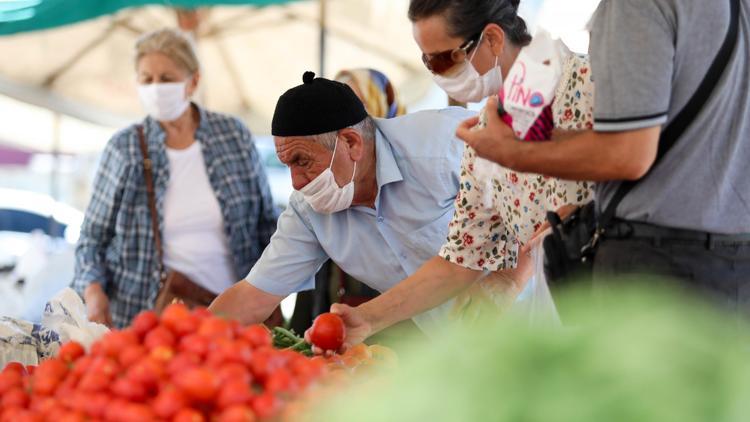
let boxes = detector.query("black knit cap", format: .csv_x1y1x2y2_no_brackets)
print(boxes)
272,71,368,137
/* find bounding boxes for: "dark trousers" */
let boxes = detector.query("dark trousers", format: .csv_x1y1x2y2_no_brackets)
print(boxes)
593,221,750,314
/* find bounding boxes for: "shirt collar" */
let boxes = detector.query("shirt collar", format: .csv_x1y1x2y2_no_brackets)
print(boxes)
374,126,404,189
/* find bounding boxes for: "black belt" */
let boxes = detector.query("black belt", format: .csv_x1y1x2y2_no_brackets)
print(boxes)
606,219,750,249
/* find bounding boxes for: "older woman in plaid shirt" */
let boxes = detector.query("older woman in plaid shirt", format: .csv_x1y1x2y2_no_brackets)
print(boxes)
72,29,278,328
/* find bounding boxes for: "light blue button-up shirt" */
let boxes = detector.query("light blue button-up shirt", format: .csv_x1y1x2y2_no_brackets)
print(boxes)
246,107,474,329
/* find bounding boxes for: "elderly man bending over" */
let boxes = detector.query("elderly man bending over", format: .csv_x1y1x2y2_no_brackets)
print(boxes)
210,71,477,333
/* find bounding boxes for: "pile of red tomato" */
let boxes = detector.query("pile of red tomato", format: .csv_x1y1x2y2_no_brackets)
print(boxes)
0,304,392,422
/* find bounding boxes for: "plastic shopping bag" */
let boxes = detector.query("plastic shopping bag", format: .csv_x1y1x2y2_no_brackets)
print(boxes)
509,246,561,328
1,288,108,368
0,317,59,367
42,288,109,349
448,245,560,328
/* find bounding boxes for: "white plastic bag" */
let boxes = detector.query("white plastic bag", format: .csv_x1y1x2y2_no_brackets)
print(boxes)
509,246,561,328
0,288,108,368
0,317,57,367
42,288,109,349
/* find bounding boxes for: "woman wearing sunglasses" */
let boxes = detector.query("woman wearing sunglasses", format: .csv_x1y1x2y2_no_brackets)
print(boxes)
411,0,596,319
414,0,531,104
312,0,595,348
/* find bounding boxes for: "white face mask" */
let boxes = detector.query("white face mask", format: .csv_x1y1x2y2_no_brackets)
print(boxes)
432,34,503,103
299,137,357,214
137,81,191,122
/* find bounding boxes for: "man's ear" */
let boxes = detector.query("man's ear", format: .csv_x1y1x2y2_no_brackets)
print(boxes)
337,127,365,161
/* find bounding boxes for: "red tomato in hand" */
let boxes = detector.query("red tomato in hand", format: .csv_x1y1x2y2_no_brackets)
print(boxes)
309,313,345,351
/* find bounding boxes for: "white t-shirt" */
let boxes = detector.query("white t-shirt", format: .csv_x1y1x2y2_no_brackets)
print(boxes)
162,142,236,295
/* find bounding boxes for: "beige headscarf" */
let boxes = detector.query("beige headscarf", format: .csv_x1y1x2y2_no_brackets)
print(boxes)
335,68,405,119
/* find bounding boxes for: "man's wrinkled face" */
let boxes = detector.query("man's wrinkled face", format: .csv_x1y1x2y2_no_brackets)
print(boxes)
274,137,333,191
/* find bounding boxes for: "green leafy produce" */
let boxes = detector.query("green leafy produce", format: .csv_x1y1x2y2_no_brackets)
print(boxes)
272,326,313,357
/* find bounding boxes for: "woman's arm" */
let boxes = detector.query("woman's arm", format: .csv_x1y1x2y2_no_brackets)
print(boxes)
308,254,534,351
305,257,482,350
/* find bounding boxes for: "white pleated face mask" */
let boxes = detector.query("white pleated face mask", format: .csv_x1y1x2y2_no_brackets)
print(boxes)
432,33,503,103
137,81,191,122
299,137,357,214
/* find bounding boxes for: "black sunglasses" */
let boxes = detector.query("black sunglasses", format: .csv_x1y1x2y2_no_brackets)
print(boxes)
421,31,484,75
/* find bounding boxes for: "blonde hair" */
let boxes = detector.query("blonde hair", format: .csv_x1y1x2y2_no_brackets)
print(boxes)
135,28,200,74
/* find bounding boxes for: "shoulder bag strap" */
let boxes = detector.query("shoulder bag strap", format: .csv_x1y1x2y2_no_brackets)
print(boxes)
137,125,165,276
598,0,741,229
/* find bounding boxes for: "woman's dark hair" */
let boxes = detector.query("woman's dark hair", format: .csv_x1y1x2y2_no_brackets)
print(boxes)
408,0,532,47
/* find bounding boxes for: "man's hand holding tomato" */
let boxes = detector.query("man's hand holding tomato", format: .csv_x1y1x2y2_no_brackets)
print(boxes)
304,304,372,355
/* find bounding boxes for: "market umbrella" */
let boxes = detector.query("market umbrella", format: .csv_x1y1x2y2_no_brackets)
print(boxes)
0,0,429,136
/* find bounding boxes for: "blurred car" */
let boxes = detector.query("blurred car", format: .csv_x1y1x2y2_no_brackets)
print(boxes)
0,188,82,321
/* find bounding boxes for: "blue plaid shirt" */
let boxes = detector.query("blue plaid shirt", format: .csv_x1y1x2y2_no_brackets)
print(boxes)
72,105,278,328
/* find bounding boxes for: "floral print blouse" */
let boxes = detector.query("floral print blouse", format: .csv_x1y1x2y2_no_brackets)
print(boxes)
438,54,595,272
